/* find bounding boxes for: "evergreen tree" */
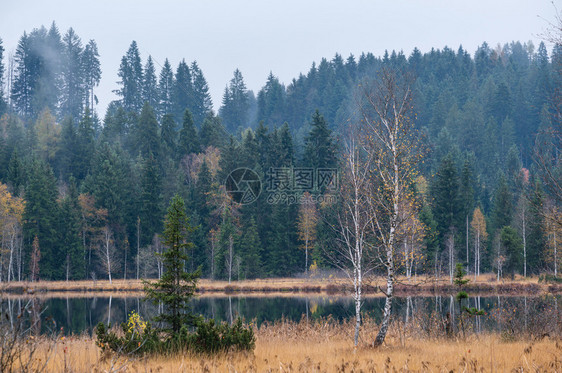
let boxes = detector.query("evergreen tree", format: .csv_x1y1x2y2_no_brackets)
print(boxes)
303,110,337,170
158,58,174,116
190,61,213,127
115,41,143,113
143,56,159,110
59,179,85,280
139,153,163,249
172,60,193,121
134,102,161,158
257,72,285,126
24,159,61,279
220,69,250,133
60,27,84,119
238,217,262,279
492,175,512,231
199,113,226,149
76,107,96,180
431,154,461,243
160,113,177,159
144,195,200,334
527,181,546,273
82,39,101,113
178,109,200,158
500,226,523,279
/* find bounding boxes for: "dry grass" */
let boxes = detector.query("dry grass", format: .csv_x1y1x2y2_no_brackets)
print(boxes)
31,317,562,372
2,274,560,298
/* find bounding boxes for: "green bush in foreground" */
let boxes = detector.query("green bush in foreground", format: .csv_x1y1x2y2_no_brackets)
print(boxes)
95,313,255,355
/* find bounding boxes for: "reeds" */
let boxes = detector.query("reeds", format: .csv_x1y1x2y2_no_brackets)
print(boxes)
32,316,562,372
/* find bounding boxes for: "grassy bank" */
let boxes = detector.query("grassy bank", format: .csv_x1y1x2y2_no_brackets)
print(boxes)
2,275,561,297
21,317,562,372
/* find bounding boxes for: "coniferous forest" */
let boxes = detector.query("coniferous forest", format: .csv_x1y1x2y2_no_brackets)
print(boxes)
0,22,561,282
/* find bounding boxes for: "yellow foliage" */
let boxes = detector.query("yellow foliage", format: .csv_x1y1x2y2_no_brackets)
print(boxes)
34,108,60,162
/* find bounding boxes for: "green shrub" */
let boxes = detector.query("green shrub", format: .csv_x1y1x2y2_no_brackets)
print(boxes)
187,317,255,354
95,311,160,355
95,313,255,356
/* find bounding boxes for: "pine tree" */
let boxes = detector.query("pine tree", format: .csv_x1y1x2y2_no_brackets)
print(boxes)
115,41,143,113
134,102,161,159
492,175,512,232
257,72,285,126
220,69,250,133
238,217,262,279
24,159,61,279
76,107,96,180
139,153,163,249
59,179,85,280
527,181,546,273
431,154,461,243
144,195,200,334
500,226,523,279
303,110,337,170
199,113,226,149
173,60,193,122
143,56,159,110
60,27,84,118
158,59,174,117
190,61,213,127
160,113,177,159
82,39,101,113
178,109,200,159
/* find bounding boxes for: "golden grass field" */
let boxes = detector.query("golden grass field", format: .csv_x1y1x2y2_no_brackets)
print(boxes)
28,317,562,372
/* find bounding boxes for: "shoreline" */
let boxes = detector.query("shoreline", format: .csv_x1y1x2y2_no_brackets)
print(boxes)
1,276,560,297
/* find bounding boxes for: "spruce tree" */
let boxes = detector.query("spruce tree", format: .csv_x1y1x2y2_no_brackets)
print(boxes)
143,56,159,110
173,60,193,121
59,179,85,280
144,195,200,334
24,159,61,279
158,59,174,117
178,109,200,158
304,110,337,170
190,61,213,127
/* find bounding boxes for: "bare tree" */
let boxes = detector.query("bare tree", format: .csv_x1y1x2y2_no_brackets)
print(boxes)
329,125,373,347
297,192,319,274
99,226,119,283
360,68,422,347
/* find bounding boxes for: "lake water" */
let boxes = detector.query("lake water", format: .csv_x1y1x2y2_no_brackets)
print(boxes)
1,294,560,336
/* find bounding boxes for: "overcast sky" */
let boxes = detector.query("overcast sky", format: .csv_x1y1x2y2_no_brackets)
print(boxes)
0,0,558,116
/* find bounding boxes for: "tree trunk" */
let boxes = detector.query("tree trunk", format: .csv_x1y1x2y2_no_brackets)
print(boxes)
374,258,394,347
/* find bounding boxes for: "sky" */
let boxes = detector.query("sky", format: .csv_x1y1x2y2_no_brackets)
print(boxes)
0,0,558,116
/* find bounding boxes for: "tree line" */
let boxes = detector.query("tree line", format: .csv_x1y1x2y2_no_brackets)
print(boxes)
0,22,560,282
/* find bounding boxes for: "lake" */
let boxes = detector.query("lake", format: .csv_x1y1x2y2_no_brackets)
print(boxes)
1,294,560,336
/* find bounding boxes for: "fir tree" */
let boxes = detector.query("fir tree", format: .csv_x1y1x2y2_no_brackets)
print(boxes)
158,59,174,117
144,195,200,334
178,109,200,158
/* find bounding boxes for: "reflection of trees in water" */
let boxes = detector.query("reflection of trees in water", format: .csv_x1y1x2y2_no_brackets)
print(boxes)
1,295,560,336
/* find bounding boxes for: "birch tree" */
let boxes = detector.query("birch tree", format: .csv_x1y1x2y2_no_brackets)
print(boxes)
297,192,318,274
330,125,373,347
99,226,118,283
471,207,487,280
358,68,423,347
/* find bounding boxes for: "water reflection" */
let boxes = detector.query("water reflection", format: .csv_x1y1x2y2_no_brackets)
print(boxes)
0,294,560,336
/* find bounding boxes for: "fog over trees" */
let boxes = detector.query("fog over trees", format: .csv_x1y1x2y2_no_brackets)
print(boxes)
0,21,560,286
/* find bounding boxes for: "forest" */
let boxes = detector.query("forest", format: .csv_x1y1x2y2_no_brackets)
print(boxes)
0,21,560,283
